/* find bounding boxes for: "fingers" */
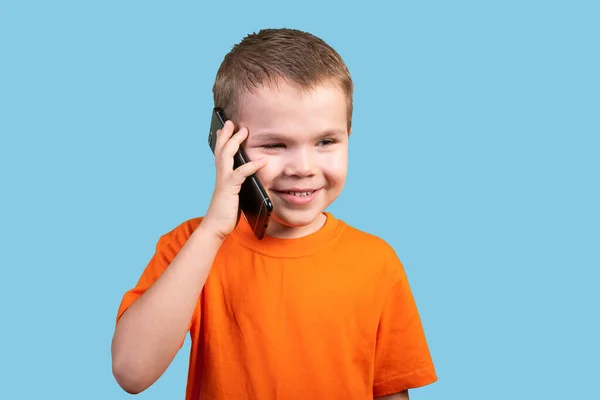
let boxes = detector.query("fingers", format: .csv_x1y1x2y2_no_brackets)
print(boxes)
214,121,248,167
229,158,268,186
214,120,236,156
221,126,249,161
213,121,266,187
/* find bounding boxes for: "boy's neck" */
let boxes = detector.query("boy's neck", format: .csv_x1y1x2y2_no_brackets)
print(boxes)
265,212,327,239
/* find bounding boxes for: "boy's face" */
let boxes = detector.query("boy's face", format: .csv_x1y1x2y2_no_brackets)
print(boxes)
237,80,350,238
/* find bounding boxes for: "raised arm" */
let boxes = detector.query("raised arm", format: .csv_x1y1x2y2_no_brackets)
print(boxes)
111,120,268,394
111,224,223,393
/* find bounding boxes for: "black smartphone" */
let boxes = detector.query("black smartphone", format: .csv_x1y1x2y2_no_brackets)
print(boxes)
208,107,273,240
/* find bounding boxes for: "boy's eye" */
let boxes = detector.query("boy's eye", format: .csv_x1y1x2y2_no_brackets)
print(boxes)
318,139,336,146
262,143,285,149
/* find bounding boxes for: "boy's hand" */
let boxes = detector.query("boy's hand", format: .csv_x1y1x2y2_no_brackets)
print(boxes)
201,120,267,240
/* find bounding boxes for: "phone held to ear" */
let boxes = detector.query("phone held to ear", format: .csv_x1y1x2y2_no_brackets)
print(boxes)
208,107,273,240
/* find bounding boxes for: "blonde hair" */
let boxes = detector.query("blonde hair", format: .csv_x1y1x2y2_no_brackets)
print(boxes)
212,28,354,130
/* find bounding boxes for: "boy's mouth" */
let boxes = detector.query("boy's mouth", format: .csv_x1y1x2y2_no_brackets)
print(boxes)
286,191,315,197
274,187,319,195
272,188,322,205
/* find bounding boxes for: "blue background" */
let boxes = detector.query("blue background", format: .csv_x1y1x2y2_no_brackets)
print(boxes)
1,1,598,399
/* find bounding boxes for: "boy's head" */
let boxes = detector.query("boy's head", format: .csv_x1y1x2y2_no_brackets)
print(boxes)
212,28,353,131
212,29,353,238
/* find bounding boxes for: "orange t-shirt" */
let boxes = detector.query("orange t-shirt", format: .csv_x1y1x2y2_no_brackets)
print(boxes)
116,212,437,399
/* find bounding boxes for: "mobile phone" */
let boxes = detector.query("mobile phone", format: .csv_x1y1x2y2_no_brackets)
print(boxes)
208,107,273,240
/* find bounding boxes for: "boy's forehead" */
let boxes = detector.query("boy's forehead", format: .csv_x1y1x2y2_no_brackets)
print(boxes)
237,81,347,127
238,81,306,106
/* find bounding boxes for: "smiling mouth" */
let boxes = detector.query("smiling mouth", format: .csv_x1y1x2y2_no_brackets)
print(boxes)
273,188,320,197
285,190,315,197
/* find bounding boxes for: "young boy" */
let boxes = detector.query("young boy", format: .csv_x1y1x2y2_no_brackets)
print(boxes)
112,28,437,399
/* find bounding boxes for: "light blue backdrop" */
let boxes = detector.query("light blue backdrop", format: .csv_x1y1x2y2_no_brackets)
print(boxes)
1,1,598,399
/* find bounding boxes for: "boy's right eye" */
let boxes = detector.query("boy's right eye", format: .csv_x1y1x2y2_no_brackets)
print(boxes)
262,143,285,149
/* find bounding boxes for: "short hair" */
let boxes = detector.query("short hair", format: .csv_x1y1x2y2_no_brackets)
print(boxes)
212,28,354,130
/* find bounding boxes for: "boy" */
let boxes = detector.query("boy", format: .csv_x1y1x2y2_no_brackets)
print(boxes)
112,28,437,399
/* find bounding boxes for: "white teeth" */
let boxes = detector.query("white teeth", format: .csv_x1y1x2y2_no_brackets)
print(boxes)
287,191,314,197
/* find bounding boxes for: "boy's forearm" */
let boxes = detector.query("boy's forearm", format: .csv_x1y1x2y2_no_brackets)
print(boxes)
111,223,224,394
376,390,409,400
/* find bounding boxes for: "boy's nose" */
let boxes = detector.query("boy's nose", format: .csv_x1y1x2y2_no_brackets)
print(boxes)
283,148,317,177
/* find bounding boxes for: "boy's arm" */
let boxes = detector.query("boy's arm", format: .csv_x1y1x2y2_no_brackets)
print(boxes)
373,247,437,397
111,224,223,394
376,390,409,399
111,120,267,394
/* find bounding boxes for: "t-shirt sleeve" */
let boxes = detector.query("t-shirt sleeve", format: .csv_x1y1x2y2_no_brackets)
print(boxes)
373,250,437,396
116,220,201,346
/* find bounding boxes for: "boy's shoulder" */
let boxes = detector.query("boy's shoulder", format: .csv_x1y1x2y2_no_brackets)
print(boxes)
338,222,405,281
336,217,400,259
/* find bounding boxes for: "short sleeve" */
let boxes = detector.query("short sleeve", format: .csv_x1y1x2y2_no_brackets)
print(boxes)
116,219,202,346
373,254,437,396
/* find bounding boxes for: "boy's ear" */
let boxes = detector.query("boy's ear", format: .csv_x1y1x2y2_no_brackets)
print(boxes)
348,127,352,137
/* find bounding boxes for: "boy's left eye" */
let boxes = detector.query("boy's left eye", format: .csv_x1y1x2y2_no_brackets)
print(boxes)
318,139,335,146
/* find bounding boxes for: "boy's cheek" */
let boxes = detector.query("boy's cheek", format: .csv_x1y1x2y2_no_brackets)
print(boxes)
318,152,348,172
244,146,268,160
253,158,279,183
